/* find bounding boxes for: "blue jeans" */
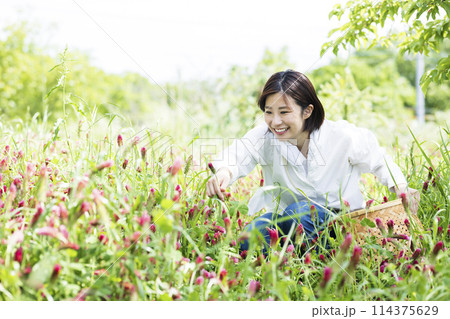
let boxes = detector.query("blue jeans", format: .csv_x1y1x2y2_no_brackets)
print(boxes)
239,200,334,255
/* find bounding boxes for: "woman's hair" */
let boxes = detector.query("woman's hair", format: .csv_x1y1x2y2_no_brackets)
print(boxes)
258,69,325,133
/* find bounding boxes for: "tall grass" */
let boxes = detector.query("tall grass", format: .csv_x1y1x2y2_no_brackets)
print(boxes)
0,109,449,300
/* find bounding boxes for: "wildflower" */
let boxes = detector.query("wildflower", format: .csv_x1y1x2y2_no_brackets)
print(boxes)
224,217,231,231
427,166,433,180
266,228,278,248
172,191,180,202
80,201,91,213
201,269,211,279
117,134,123,147
382,196,388,203
9,183,17,201
195,256,203,265
375,218,386,235
343,200,350,208
248,280,261,297
296,224,304,237
287,244,295,254
14,247,23,264
404,218,410,229
59,225,69,239
195,276,204,285
412,248,421,260
340,233,352,254
366,199,374,209
30,203,44,226
400,193,408,209
304,252,311,265
132,136,140,146
213,225,226,234
94,269,109,276
122,159,129,169
237,218,243,229
98,234,107,244
432,241,443,257
350,246,362,269
422,181,429,191
387,220,394,235
230,240,236,247
320,267,332,288
140,147,146,160
260,178,264,187
219,269,227,280
150,224,156,233
169,157,183,176
36,227,59,238
207,162,216,174
51,264,62,280
96,160,113,171
310,205,316,220
392,234,410,241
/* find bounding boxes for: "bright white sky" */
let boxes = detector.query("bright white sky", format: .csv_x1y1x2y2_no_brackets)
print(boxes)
0,0,345,83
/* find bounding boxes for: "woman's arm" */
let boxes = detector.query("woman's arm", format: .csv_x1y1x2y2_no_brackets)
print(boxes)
347,123,420,213
205,124,267,200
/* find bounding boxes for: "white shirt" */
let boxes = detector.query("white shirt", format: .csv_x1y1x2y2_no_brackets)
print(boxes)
212,119,406,216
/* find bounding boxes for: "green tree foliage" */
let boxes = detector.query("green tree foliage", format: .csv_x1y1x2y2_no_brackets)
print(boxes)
0,24,163,123
312,46,449,112
322,0,449,91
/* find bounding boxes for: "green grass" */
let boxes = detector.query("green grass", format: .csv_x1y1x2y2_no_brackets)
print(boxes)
0,112,449,301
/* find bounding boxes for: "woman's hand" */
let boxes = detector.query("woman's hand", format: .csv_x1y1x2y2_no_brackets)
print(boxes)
392,184,420,214
206,167,232,201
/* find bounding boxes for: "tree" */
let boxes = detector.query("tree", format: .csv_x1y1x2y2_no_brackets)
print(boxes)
321,0,449,91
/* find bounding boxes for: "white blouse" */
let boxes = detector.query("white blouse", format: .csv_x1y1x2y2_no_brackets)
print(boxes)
212,119,406,216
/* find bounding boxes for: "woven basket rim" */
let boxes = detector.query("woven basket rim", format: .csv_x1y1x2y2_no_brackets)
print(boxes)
348,199,402,218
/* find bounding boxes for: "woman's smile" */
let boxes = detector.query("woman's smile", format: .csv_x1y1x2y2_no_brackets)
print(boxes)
273,127,289,135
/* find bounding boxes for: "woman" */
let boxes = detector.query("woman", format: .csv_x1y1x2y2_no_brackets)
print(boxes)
206,70,419,254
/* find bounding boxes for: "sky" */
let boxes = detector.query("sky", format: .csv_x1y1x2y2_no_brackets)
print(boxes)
0,0,345,83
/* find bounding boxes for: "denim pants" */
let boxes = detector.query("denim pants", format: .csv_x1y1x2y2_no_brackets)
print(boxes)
239,200,334,255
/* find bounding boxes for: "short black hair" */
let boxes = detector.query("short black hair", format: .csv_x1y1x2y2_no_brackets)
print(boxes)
258,70,325,133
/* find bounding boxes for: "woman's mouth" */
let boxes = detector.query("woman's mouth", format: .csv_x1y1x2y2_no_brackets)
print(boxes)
273,128,288,135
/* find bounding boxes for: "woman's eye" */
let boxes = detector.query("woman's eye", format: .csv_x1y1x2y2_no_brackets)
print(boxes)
265,111,272,114
281,111,288,114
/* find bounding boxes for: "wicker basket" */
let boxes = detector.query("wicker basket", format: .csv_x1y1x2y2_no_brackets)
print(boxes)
342,199,423,252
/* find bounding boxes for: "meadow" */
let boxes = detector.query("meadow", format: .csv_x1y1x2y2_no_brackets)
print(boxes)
0,99,449,301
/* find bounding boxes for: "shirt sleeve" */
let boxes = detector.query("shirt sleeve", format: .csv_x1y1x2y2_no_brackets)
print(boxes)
212,124,267,184
346,123,407,189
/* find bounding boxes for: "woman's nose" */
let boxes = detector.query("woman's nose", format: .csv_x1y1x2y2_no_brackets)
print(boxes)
272,114,282,125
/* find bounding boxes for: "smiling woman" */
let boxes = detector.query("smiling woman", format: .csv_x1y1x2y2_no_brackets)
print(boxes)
206,69,420,254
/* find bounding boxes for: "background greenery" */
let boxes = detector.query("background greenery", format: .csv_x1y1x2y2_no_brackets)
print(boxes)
1,23,449,146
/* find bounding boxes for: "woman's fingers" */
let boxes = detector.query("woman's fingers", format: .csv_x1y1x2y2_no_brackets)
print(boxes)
206,177,224,200
212,178,224,201
408,188,420,214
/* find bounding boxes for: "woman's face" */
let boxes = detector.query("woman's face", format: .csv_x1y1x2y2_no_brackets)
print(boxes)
264,92,312,144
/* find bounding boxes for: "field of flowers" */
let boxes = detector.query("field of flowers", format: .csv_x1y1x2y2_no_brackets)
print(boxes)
0,114,449,301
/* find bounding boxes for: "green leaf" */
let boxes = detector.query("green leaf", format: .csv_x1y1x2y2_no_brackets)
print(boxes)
360,217,376,228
